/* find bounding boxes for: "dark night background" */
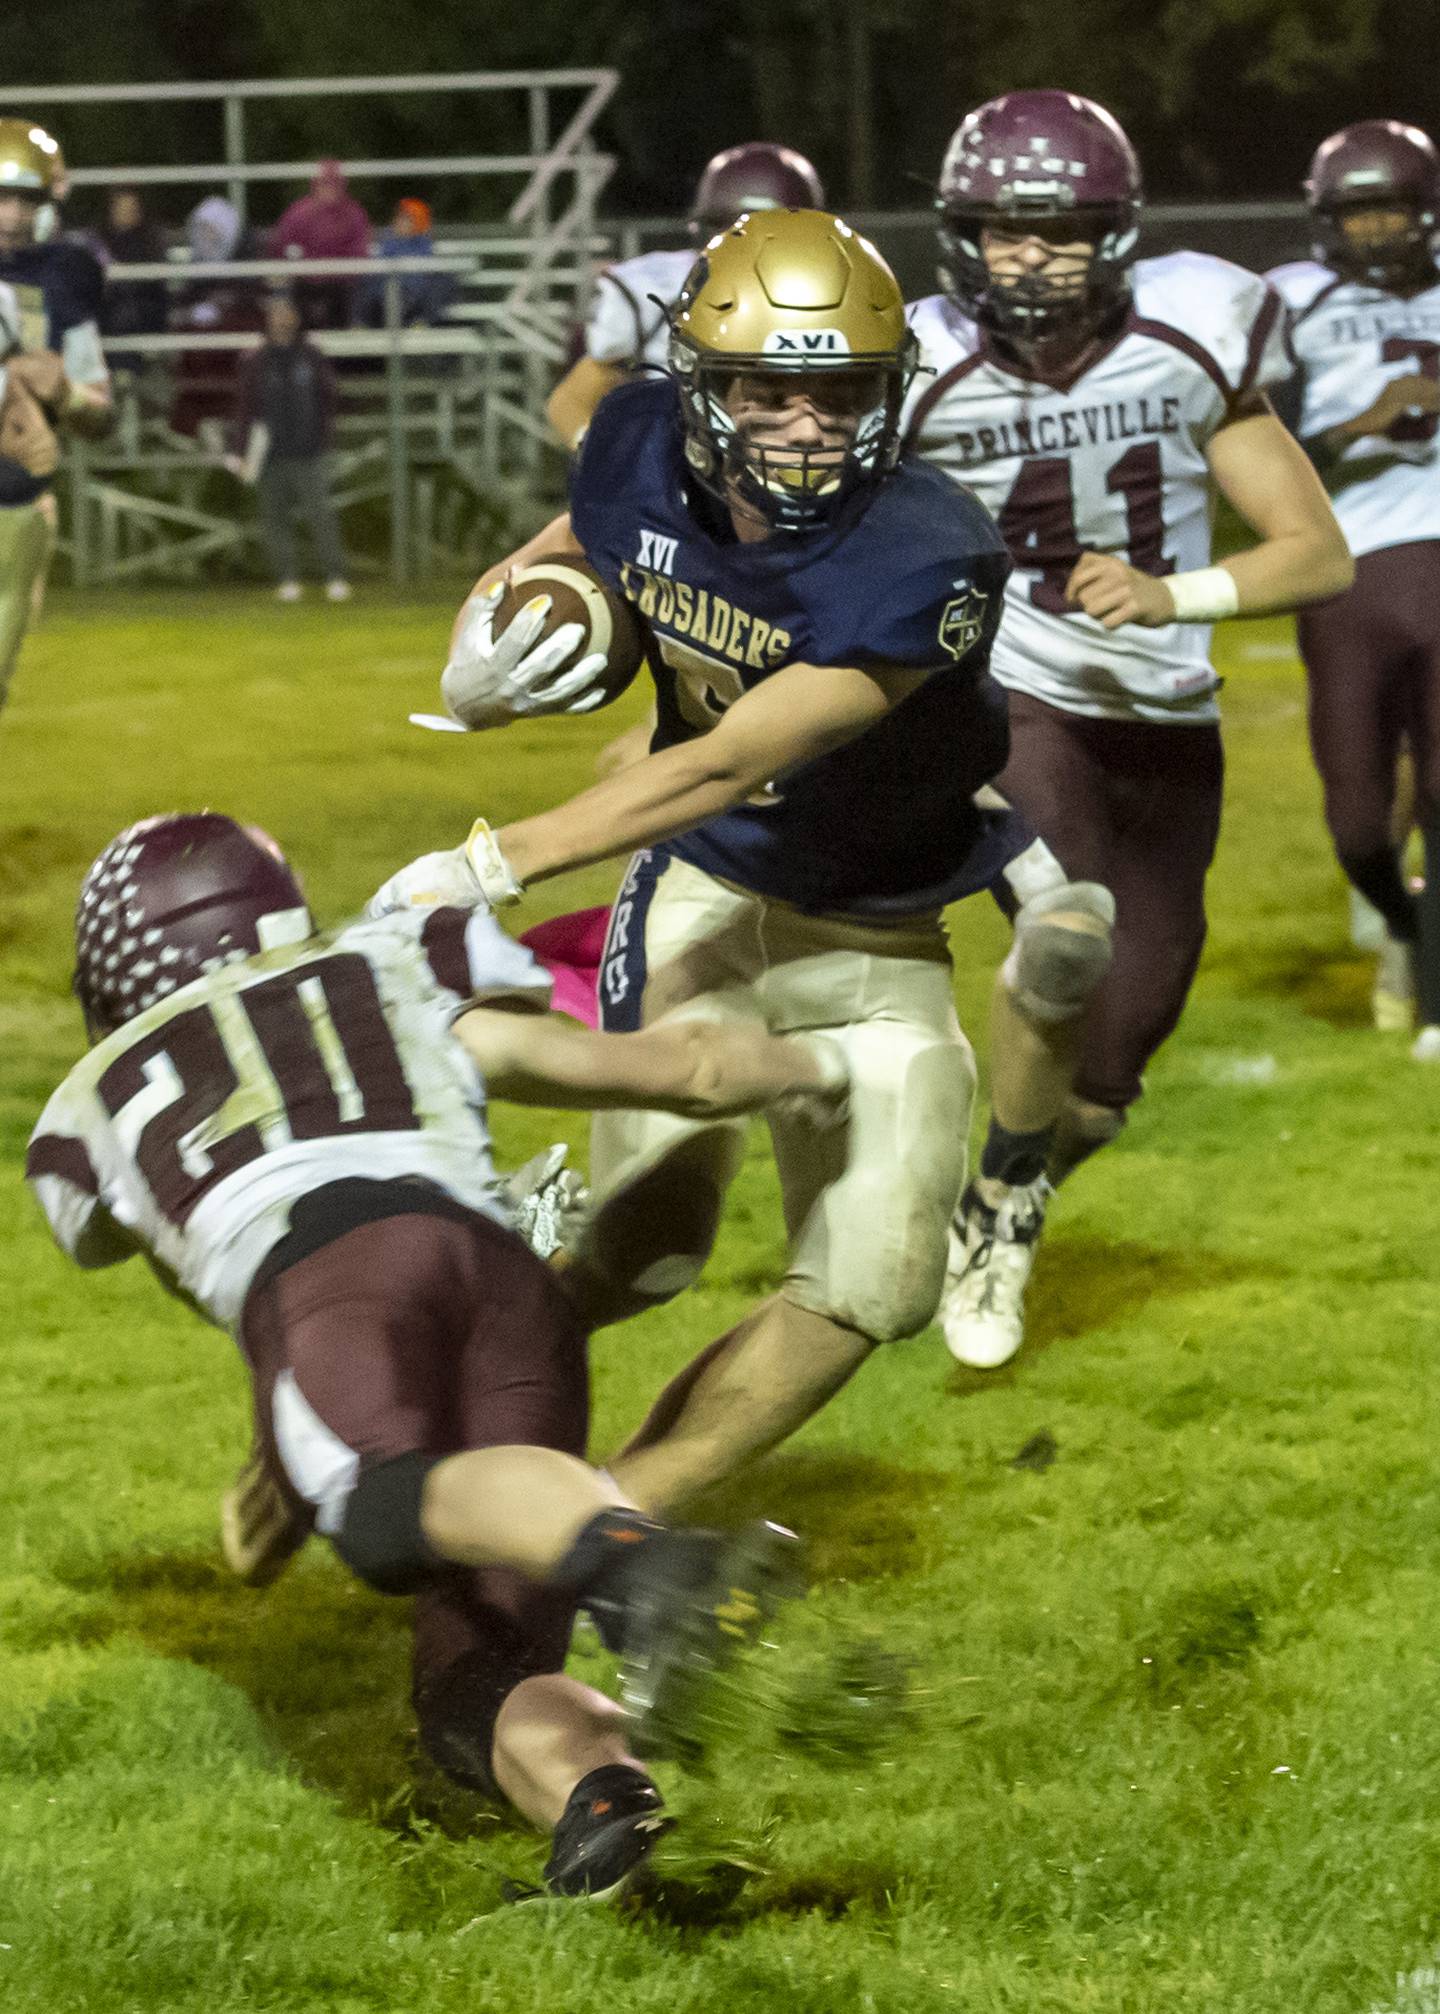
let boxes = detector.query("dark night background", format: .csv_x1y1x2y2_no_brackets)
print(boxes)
17,0,1440,218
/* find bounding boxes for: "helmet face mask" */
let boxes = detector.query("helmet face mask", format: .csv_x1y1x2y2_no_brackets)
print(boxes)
1324,203,1435,290
1306,120,1440,291
936,91,1141,357
73,813,312,1038
668,213,917,534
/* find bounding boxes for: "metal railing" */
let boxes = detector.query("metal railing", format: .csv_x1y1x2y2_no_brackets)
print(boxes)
0,70,618,229
8,71,625,585
71,255,567,588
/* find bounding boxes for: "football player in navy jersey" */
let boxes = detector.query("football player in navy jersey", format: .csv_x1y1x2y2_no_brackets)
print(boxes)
0,117,110,723
376,211,1115,1516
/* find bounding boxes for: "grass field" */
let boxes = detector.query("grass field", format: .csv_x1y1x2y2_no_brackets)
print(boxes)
2,590,1438,2014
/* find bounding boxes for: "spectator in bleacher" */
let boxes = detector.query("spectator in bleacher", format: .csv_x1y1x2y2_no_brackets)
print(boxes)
228,292,351,603
169,195,266,440
268,160,371,329
99,189,168,361
356,197,456,327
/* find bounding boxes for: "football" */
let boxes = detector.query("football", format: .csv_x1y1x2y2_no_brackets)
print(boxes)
491,556,645,713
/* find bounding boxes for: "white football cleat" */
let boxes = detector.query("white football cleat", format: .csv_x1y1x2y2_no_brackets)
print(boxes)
1373,935,1416,1032
504,1143,589,1260
940,1176,1051,1370
1411,1024,1440,1062
325,577,353,602
274,580,303,603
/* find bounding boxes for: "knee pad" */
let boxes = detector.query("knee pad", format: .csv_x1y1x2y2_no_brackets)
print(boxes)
1002,881,1115,1024
414,1623,547,1796
333,1451,444,1595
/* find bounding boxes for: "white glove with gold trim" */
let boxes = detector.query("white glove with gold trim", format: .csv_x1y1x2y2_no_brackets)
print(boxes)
440,580,609,726
365,819,523,918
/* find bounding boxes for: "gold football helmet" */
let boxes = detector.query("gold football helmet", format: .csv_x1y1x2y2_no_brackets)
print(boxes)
668,208,918,531
0,119,64,197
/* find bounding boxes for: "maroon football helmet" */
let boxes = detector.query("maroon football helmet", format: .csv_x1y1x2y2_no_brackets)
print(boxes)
937,90,1142,348
74,812,312,1035
690,143,825,235
1305,120,1440,290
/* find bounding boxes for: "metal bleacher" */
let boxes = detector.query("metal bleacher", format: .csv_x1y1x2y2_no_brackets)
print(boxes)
0,72,620,586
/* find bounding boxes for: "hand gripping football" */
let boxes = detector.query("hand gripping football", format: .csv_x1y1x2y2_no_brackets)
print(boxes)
435,557,646,731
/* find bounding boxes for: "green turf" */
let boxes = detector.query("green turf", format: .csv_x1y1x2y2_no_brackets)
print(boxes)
2,590,1438,2012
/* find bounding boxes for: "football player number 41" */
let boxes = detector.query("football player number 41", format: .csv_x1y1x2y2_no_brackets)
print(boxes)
96,955,420,1226
998,439,1172,615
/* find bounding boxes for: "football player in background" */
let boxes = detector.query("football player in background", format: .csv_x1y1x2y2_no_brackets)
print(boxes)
377,211,1114,1515
28,814,839,1897
0,117,110,722
906,90,1352,1367
1268,121,1440,1057
544,142,825,451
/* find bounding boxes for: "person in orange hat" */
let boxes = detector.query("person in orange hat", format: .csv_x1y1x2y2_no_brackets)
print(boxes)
359,195,456,327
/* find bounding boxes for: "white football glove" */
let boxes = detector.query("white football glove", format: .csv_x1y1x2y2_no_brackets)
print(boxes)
365,819,523,918
440,580,610,727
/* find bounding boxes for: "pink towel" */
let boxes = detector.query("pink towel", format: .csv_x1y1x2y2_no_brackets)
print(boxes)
519,907,609,1027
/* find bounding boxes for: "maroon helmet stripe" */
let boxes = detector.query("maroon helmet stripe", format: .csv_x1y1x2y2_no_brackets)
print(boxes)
1127,317,1232,402
1238,288,1283,400
421,905,475,997
26,1131,100,1195
903,350,990,447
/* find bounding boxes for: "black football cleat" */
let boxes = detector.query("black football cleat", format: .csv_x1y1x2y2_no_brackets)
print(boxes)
613,1520,803,1765
539,1765,672,1902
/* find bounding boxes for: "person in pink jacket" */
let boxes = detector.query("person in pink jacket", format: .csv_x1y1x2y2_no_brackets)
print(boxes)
268,159,371,327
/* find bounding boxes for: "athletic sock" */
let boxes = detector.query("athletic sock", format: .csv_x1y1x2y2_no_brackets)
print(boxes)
1337,845,1419,945
1417,823,1440,1025
1046,1103,1127,1186
979,1119,1054,1188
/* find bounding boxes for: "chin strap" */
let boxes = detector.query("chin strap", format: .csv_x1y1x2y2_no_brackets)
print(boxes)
462,818,525,907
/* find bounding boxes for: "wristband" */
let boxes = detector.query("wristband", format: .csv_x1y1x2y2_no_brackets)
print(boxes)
1164,566,1240,624
463,818,524,907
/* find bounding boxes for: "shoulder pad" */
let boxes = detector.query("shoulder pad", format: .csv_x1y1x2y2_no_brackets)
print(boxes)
1132,252,1286,398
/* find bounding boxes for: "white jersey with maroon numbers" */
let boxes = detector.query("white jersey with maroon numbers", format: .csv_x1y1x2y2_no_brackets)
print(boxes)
26,907,551,1331
584,248,696,373
1267,260,1440,561
904,253,1290,725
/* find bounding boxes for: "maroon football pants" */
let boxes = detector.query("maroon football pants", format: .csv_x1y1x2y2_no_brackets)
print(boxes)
1297,538,1440,854
996,689,1225,1113
239,1210,590,1787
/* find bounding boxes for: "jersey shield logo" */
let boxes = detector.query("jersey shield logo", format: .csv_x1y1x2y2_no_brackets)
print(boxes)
938,585,989,662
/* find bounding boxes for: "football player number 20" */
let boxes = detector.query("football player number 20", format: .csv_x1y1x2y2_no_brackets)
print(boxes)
998,440,1172,614
1380,337,1440,444
96,955,419,1225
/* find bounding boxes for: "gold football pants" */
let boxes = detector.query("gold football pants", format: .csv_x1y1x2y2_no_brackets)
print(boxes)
0,499,54,717
586,852,976,1343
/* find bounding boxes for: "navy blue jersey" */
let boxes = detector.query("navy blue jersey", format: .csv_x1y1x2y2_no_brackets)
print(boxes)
0,240,105,363
570,374,1020,916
